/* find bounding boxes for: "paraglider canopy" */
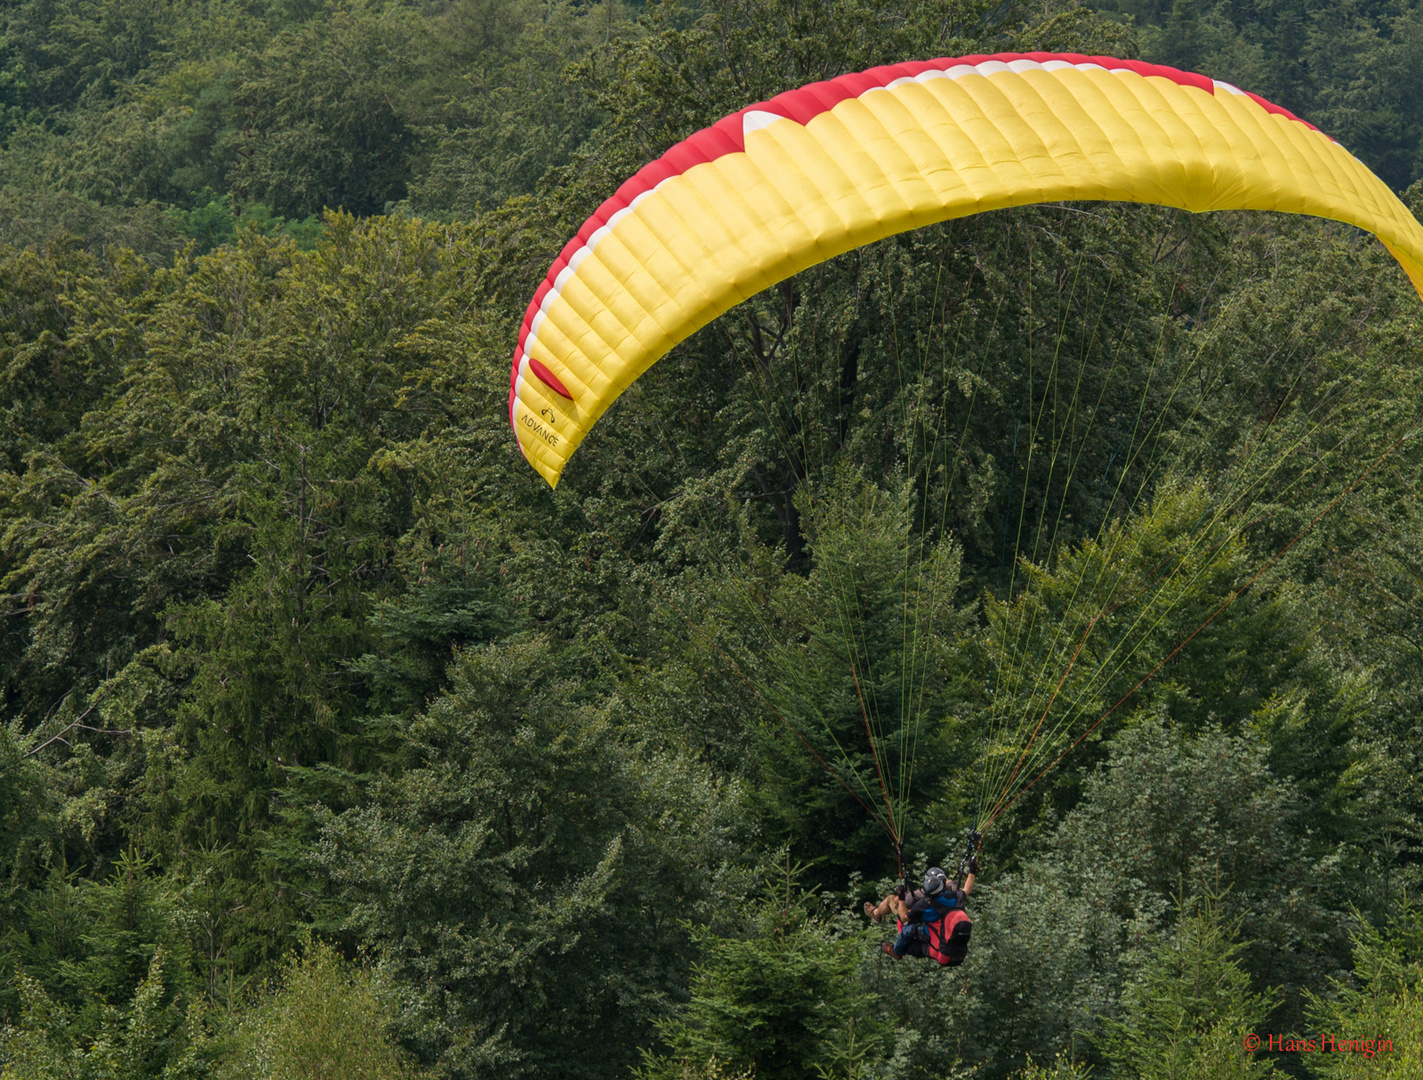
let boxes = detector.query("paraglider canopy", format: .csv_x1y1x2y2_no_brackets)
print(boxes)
509,51,1423,488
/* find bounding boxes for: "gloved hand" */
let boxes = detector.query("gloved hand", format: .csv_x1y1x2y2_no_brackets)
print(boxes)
967,855,979,875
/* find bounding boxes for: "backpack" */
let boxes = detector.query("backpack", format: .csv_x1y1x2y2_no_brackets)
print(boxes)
908,893,972,967
926,907,972,966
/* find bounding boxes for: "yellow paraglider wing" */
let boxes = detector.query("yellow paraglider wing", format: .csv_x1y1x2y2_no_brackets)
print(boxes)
509,52,1423,488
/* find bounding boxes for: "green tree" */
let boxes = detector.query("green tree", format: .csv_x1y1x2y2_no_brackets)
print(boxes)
219,940,423,1080
403,0,626,218
1043,715,1354,1036
1305,899,1423,1079
670,467,973,883
1009,1054,1093,1080
227,7,423,217
866,712,1351,1078
320,636,755,1080
0,723,62,1019
0,949,210,1080
1094,897,1279,1080
0,0,174,114
638,866,881,1080
0,241,150,473
2,213,528,990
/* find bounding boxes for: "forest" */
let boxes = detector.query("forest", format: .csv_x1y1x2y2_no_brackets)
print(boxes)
2,0,1423,1077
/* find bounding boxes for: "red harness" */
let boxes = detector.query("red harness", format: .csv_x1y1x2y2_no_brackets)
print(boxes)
897,901,973,966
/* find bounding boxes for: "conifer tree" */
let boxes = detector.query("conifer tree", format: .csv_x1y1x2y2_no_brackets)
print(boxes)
1094,896,1279,1080
638,862,881,1080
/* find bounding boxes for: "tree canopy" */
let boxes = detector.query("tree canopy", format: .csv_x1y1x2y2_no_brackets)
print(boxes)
3,1,1423,1078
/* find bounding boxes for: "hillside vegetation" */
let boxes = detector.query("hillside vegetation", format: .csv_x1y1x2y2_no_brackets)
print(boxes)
3,1,1423,1078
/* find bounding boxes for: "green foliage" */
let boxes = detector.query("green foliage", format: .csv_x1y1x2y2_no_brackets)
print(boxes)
165,191,240,254
1093,897,1280,1080
1305,899,1423,1079
218,940,422,1080
0,241,151,472
0,724,62,1012
967,484,1266,835
0,0,632,251
1010,1053,1094,1080
403,0,628,218
320,636,756,1080
0,0,175,112
1,2,1422,1078
2,212,524,991
50,850,194,1016
639,1060,754,1080
2,846,198,1048
859,714,1352,1078
164,191,323,255
639,866,880,1080
1043,714,1351,1041
1050,716,1335,926
0,949,210,1080
678,466,973,881
226,7,422,218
